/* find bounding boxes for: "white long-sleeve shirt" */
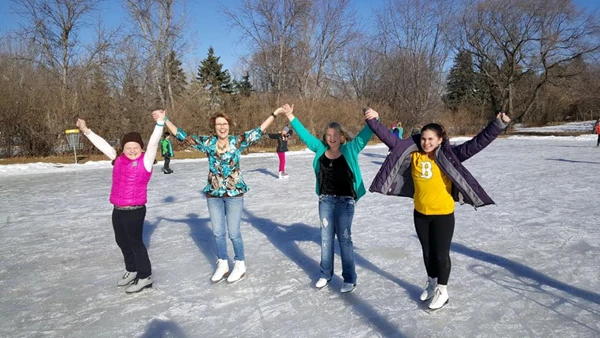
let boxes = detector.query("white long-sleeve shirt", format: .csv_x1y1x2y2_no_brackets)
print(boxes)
84,124,163,172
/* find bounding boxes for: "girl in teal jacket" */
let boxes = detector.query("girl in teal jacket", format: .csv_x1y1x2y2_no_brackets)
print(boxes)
282,104,376,293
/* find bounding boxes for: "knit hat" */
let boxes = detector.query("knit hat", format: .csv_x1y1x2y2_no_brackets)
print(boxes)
121,132,144,149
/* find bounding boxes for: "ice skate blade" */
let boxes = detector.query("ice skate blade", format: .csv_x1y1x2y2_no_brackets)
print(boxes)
427,299,449,312
227,273,246,284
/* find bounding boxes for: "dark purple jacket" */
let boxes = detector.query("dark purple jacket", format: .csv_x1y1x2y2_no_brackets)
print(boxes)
366,118,508,208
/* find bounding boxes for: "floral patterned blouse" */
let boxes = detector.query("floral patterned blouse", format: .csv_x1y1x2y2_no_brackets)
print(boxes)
175,127,263,197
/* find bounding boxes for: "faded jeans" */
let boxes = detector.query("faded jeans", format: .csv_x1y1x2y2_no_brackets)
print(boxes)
206,196,245,261
318,195,356,284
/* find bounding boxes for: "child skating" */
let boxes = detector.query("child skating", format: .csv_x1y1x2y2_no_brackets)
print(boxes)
268,126,294,178
161,132,174,174
75,111,165,293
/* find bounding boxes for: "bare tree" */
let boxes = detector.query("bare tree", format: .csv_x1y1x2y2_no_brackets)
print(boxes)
369,0,453,126
10,0,101,95
459,0,600,121
125,0,187,111
292,0,359,98
222,0,310,100
330,36,379,100
223,0,358,100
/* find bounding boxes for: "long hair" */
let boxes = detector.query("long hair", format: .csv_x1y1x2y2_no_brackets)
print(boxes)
321,121,353,145
421,123,448,142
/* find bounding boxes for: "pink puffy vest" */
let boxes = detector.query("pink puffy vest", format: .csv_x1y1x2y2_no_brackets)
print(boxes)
109,152,153,207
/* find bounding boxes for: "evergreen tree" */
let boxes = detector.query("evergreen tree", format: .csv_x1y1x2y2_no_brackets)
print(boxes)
233,73,253,97
196,47,233,104
167,50,187,98
444,50,479,110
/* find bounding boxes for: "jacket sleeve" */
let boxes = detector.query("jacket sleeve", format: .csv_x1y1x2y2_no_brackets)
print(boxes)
267,133,279,139
452,118,507,162
366,118,402,149
346,123,373,153
290,117,324,153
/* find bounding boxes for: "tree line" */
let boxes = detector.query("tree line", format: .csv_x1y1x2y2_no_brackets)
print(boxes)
1,0,599,157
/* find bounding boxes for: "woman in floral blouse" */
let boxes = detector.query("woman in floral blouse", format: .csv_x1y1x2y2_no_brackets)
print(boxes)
155,107,285,284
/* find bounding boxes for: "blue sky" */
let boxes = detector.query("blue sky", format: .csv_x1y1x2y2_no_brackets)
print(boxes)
0,0,598,78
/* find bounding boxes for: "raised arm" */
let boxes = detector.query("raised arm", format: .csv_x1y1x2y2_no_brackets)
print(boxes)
76,118,117,160
364,109,403,149
283,104,324,153
345,109,376,153
452,112,511,162
260,106,286,132
144,110,166,171
153,110,209,152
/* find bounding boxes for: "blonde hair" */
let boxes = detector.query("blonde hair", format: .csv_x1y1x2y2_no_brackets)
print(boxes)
321,121,353,145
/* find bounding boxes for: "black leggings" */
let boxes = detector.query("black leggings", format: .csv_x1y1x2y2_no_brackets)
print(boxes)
414,210,455,285
112,206,152,279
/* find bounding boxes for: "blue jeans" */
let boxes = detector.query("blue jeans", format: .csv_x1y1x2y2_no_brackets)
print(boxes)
206,196,245,261
318,195,356,284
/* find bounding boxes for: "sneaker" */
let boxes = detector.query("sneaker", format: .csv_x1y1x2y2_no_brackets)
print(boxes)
117,271,137,286
227,260,246,283
281,171,289,178
315,278,330,289
341,282,356,293
420,277,437,302
428,285,449,310
211,259,229,283
125,276,153,293
278,171,283,179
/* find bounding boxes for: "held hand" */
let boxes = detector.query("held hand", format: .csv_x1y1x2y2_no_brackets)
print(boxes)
76,118,88,132
183,135,197,147
364,108,379,120
152,109,166,122
497,112,511,124
282,103,294,118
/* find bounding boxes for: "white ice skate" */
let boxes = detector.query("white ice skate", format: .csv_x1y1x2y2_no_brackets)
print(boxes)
227,260,246,283
125,276,153,293
428,285,449,310
211,259,229,283
117,271,137,287
420,277,437,302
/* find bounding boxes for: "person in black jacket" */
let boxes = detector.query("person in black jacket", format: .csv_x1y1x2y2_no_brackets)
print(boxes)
268,126,294,179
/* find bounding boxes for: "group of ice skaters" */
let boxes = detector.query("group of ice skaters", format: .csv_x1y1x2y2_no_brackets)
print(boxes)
76,104,511,311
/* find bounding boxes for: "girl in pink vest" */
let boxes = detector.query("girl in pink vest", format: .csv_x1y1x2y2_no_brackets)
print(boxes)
76,112,165,293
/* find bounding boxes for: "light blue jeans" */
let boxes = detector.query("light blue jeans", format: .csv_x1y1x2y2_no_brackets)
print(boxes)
318,195,356,284
206,196,245,261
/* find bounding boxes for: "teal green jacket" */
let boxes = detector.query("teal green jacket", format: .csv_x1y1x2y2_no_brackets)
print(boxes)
290,117,373,201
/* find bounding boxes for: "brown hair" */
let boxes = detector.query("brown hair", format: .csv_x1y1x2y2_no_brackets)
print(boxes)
421,123,448,142
321,121,353,145
209,112,234,132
